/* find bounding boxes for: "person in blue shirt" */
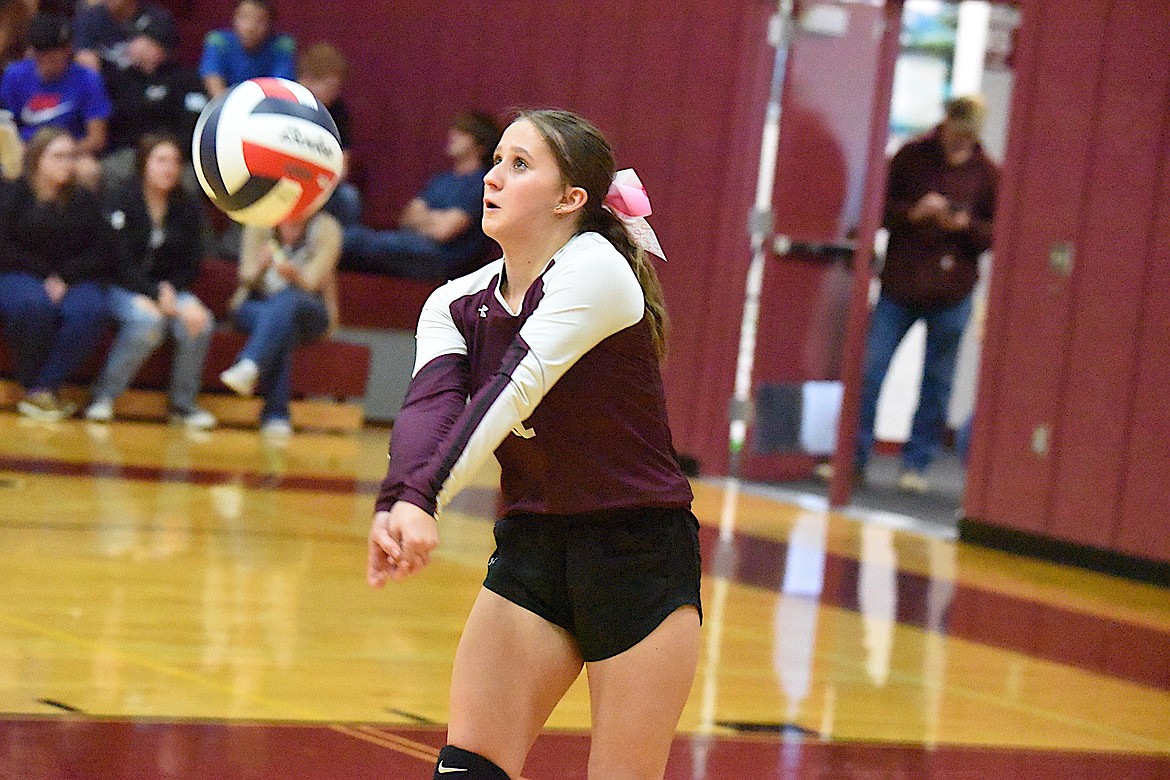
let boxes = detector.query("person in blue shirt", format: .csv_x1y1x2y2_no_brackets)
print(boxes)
198,0,294,99
341,112,502,280
1,14,111,188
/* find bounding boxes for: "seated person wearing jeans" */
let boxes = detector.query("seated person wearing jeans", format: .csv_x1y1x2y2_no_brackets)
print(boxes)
85,133,216,429
219,210,341,436
341,111,500,280
0,127,112,421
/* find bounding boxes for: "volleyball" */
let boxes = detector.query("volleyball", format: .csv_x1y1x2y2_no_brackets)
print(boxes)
192,77,343,227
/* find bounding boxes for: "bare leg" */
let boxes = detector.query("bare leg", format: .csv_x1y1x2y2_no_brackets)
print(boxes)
447,588,584,778
585,606,701,779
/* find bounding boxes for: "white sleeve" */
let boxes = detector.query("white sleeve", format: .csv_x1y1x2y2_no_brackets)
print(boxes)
412,281,471,376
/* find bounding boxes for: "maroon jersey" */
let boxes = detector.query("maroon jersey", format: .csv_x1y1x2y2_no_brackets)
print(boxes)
376,232,693,517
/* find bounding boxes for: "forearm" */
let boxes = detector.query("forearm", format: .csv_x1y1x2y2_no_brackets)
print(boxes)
963,217,995,254
375,353,471,514
78,121,107,156
237,228,269,286
203,75,228,99
397,199,429,232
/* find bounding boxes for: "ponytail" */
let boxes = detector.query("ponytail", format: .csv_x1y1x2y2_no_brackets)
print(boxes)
583,208,669,360
516,108,669,359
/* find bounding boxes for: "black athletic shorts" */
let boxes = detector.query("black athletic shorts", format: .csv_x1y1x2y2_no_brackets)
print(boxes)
482,505,703,662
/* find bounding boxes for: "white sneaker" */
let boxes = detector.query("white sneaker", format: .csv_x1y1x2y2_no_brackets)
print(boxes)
219,359,259,396
84,397,114,422
170,407,217,430
18,390,75,422
260,417,293,436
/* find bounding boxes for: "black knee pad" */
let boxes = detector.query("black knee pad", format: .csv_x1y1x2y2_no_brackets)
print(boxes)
434,745,511,779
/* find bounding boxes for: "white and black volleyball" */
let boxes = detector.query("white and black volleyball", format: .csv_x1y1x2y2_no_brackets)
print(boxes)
193,77,343,227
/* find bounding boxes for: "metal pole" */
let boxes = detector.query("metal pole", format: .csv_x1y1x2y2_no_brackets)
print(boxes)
727,0,795,479
828,0,905,507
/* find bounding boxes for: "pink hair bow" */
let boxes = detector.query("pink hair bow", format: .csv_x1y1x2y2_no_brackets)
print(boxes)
603,169,666,260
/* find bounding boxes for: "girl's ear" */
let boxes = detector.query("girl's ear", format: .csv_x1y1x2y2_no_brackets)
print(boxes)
556,186,588,216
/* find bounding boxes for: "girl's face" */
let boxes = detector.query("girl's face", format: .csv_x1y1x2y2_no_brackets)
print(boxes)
144,141,182,193
37,134,77,190
482,120,576,243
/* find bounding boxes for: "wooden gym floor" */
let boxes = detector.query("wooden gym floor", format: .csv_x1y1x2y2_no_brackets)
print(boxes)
0,412,1167,778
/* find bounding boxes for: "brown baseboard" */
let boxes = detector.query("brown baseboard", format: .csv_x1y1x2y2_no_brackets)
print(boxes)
0,379,364,433
959,516,1170,587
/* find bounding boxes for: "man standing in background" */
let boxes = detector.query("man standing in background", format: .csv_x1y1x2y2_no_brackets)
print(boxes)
853,95,999,493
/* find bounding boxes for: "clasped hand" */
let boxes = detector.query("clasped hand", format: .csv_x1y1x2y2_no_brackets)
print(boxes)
910,191,969,231
367,501,439,586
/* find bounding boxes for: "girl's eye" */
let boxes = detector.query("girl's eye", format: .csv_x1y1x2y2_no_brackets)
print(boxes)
513,158,527,170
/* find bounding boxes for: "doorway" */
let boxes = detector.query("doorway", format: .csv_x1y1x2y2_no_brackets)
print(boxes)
763,0,1021,533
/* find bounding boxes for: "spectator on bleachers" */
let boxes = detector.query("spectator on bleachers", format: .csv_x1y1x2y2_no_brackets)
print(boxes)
198,0,294,99
84,133,215,428
0,14,110,189
341,111,500,280
100,14,205,191
219,209,340,436
0,0,34,74
297,41,359,226
0,126,112,421
72,0,175,75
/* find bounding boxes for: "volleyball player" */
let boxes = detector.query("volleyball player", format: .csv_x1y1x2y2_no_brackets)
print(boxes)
367,109,702,780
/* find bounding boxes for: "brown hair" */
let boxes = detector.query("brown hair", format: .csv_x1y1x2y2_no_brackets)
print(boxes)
515,108,668,358
452,111,502,169
24,125,74,202
944,94,987,135
236,0,274,19
134,131,183,182
297,41,349,81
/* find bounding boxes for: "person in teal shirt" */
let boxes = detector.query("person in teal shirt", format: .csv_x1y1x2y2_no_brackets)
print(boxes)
198,0,294,99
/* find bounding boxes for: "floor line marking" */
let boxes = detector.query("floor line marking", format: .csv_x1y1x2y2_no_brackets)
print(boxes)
331,724,438,762
0,611,327,721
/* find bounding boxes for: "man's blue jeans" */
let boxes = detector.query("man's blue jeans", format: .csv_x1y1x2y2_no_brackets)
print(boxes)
341,225,454,279
231,287,329,422
856,293,973,473
323,181,363,227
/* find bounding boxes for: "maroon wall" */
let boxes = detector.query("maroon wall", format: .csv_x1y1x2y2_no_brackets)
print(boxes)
164,1,1170,568
165,0,783,475
965,0,1170,564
